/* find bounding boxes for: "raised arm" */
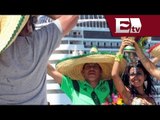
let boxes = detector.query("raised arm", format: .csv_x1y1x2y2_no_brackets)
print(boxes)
128,37,160,80
47,63,63,84
47,15,79,36
111,38,132,104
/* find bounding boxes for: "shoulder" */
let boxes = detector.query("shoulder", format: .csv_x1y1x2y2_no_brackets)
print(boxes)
53,19,63,33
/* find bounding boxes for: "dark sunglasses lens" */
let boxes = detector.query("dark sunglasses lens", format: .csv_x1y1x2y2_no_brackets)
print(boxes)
129,72,143,76
137,72,143,75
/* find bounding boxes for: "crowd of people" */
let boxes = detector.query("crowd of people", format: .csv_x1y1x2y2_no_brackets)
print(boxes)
0,15,160,105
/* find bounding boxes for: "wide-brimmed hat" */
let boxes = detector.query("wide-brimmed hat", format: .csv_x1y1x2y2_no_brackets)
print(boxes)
0,15,30,54
55,52,127,80
148,43,160,59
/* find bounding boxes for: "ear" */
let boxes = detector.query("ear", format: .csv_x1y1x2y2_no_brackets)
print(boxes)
19,23,28,36
27,21,32,31
81,69,84,76
23,21,34,35
19,21,33,36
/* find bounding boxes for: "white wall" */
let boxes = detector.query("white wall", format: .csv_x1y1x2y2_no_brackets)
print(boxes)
46,75,72,105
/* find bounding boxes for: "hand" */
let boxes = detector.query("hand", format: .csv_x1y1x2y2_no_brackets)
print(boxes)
121,36,136,45
141,98,152,105
119,36,135,52
151,56,160,65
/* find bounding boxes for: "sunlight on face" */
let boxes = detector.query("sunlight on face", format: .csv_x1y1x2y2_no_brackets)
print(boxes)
81,63,102,82
129,67,145,87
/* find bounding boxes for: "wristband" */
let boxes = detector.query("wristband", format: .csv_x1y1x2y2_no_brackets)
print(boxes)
115,52,123,62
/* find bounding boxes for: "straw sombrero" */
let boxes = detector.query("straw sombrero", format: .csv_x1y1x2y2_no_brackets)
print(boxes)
0,15,30,54
148,43,160,59
55,52,127,80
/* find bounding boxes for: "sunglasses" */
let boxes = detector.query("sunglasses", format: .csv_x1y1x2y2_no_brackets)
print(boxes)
129,72,143,76
83,64,100,70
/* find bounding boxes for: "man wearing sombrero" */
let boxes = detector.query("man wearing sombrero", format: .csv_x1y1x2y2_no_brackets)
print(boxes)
47,49,126,105
0,15,79,105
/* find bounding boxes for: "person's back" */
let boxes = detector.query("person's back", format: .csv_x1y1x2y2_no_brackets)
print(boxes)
0,15,79,105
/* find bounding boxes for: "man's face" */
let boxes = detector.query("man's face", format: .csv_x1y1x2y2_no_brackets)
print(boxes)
81,63,102,82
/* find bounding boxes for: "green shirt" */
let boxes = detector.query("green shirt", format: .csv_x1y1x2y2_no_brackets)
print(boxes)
60,75,116,105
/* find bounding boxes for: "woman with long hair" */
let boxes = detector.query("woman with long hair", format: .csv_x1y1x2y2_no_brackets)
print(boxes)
111,37,157,105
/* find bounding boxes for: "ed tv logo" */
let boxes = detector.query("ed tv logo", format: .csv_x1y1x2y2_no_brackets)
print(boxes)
115,18,142,33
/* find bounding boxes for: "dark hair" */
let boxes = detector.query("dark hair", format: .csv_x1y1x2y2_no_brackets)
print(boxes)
122,60,157,96
29,16,38,30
